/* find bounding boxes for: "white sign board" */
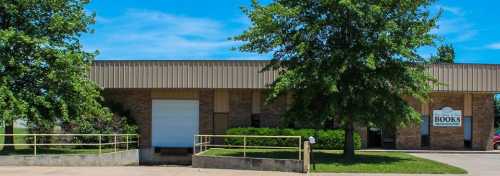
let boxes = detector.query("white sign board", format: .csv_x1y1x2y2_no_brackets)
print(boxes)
432,107,462,127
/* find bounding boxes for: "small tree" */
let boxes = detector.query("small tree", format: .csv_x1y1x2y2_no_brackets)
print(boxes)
430,44,455,64
234,0,440,158
0,0,111,151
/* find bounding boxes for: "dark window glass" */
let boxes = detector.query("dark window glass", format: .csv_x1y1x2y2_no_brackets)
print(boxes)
420,116,430,147
324,119,335,129
251,114,260,128
464,117,472,148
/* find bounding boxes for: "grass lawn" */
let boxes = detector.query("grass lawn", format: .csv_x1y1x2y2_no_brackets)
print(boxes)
200,148,467,174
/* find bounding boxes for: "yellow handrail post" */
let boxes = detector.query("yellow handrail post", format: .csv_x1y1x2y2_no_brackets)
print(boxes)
114,134,117,152
126,135,129,150
137,135,140,149
204,136,207,151
243,136,247,157
34,134,37,156
193,135,196,154
299,136,301,160
98,134,102,155
199,135,202,152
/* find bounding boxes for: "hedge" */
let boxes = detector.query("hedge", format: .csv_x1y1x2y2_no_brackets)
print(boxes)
224,128,361,150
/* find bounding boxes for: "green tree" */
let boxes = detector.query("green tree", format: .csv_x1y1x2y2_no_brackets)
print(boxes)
234,0,440,158
430,44,455,63
0,0,111,151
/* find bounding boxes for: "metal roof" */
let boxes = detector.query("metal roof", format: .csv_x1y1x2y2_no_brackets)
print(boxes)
90,60,500,92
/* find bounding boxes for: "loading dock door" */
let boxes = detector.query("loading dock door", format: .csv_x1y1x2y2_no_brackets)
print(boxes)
152,100,199,148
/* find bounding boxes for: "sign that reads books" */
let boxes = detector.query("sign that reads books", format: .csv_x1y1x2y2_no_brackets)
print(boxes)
433,107,462,127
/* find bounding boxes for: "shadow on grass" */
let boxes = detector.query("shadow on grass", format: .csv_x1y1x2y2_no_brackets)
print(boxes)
210,150,300,159
313,151,409,166
207,149,407,165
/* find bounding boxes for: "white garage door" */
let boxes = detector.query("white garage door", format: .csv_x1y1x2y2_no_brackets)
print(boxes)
152,100,199,147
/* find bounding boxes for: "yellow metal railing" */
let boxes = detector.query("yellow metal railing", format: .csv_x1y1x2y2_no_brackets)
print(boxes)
193,134,302,160
0,134,139,155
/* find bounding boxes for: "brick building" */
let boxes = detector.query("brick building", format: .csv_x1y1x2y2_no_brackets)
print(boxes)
90,60,499,164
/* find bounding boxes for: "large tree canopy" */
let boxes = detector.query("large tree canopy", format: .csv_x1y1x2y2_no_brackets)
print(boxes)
234,0,440,158
0,0,111,149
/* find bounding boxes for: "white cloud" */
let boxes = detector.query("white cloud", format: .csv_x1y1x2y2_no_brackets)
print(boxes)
486,42,500,50
433,16,477,43
83,9,263,60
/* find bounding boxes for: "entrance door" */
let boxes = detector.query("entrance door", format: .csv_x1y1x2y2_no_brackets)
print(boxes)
152,100,199,148
367,127,382,148
367,127,396,149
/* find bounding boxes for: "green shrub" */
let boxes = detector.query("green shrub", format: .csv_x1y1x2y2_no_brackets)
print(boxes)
225,128,361,150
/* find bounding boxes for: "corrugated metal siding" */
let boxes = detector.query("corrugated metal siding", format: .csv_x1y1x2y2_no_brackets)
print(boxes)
427,64,500,92
90,61,500,92
89,60,277,89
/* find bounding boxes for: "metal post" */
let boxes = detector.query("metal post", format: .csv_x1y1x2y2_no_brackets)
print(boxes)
34,134,37,156
199,135,202,152
114,134,117,152
303,141,310,173
205,136,208,151
126,135,129,150
98,134,102,155
298,136,301,160
204,136,208,151
243,136,246,157
193,135,196,154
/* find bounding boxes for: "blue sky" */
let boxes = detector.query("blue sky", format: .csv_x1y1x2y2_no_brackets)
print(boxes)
82,0,500,63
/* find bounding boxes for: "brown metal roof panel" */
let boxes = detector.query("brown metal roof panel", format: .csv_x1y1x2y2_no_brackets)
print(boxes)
89,61,500,92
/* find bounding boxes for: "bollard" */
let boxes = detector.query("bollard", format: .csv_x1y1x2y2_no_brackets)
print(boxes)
303,141,310,173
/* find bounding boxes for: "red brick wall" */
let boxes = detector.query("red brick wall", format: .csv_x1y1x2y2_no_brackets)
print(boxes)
103,89,152,148
429,93,465,150
396,97,422,149
102,89,495,151
472,93,495,150
260,94,287,128
392,93,495,150
199,90,214,134
229,90,252,127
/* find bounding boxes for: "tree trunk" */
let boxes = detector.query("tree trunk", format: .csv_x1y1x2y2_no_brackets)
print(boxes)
3,121,15,151
343,119,355,159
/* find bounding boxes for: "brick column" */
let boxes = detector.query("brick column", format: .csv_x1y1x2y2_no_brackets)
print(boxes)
472,93,495,150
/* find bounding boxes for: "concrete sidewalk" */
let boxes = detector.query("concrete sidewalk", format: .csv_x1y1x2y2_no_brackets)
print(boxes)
0,166,468,176
360,149,500,154
412,153,500,176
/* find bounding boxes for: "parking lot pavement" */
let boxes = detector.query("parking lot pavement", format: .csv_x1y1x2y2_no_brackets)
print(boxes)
412,153,500,176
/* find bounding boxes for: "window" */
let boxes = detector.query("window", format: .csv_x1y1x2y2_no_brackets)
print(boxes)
464,117,472,148
420,116,430,147
251,114,260,128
